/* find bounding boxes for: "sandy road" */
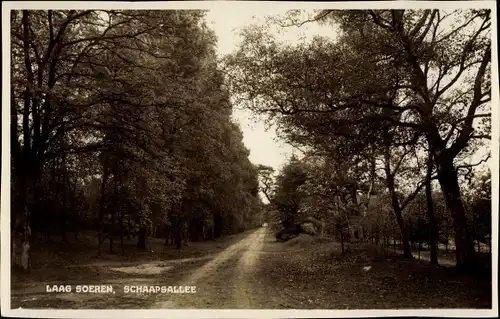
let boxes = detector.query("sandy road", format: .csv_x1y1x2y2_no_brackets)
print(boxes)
232,227,267,308
11,227,490,310
153,227,267,309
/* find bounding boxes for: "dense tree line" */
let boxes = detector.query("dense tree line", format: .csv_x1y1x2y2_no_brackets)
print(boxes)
11,10,261,271
226,9,491,270
261,154,490,258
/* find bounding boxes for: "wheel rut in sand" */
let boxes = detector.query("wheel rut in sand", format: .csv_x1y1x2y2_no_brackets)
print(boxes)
153,228,266,309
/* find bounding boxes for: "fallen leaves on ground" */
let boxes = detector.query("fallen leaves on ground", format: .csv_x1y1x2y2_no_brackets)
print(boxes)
256,234,491,309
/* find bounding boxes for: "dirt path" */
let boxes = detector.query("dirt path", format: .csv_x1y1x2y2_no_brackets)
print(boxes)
10,228,491,309
152,227,267,308
10,229,268,309
232,228,266,308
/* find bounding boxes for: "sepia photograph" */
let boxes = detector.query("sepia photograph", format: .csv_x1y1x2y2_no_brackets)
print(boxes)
1,1,498,318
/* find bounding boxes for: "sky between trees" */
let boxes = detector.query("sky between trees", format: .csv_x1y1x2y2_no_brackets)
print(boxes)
204,5,493,172
2,1,494,172
3,0,497,276
205,7,335,171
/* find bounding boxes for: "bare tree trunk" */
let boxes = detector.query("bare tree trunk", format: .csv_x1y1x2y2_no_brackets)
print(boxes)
60,157,69,243
12,170,35,272
339,229,345,253
346,224,351,243
425,152,439,265
431,143,476,270
12,204,32,272
120,211,125,256
183,221,190,246
383,145,412,258
127,214,131,240
393,225,396,252
109,235,114,254
109,214,115,254
97,165,109,256
175,230,182,249
97,233,104,256
164,223,171,246
472,213,477,252
137,226,147,250
418,241,421,260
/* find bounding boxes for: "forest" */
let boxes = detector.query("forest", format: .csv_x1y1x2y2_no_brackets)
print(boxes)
10,10,262,271
225,9,492,271
10,8,492,278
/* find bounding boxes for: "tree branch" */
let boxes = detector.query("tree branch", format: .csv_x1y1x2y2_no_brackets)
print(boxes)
448,44,491,157
400,172,438,210
456,153,491,170
368,10,392,29
434,16,490,103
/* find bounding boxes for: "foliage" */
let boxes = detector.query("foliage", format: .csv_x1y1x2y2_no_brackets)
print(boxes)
225,8,491,268
465,171,492,244
11,10,262,268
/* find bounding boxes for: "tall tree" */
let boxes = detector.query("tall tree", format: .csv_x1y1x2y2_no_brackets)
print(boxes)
11,9,261,269
225,9,491,270
271,156,309,227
